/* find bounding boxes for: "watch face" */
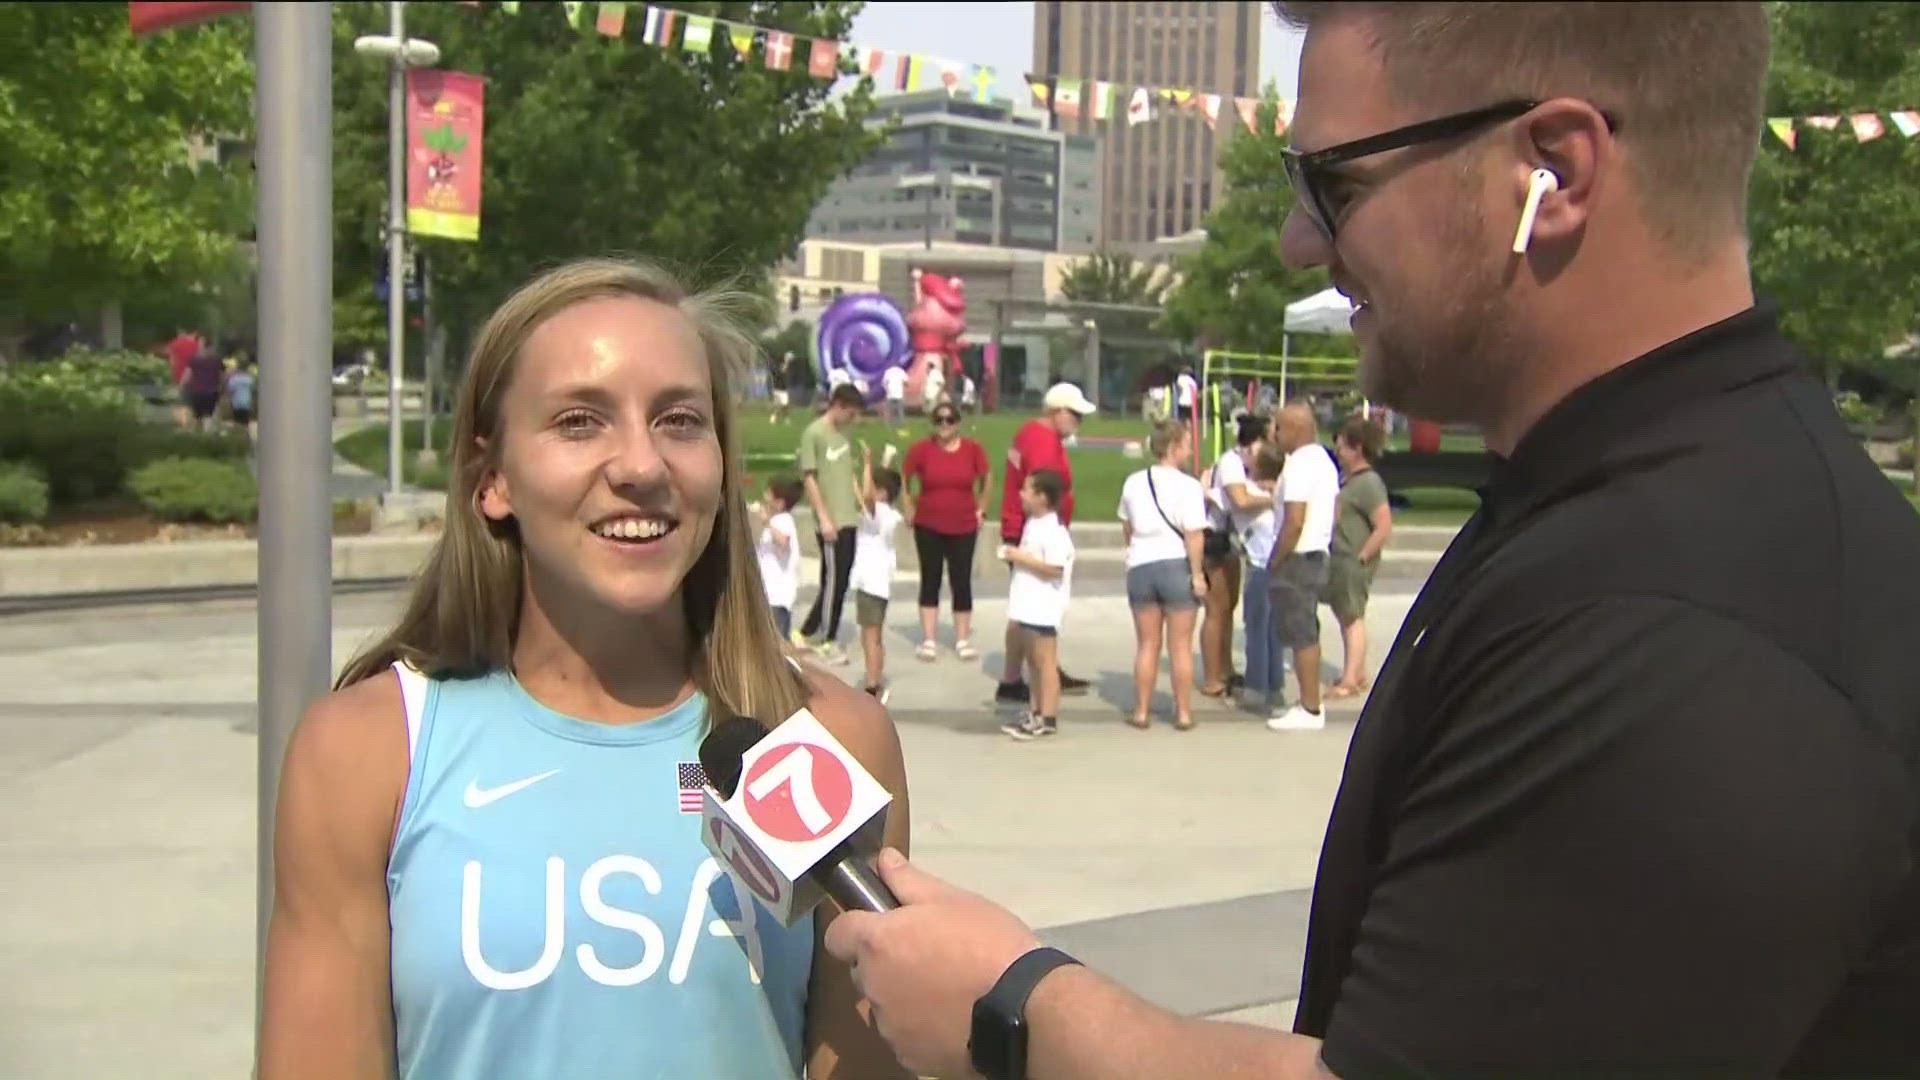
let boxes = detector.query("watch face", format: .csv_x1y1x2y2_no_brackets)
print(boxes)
970,999,1028,1079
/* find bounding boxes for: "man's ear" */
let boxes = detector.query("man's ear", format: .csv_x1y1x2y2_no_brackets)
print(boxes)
475,436,512,521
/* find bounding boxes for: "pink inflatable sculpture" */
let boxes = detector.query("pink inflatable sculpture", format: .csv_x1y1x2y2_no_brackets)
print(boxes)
904,268,966,405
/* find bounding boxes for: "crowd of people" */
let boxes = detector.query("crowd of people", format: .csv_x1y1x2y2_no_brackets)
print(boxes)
752,370,1394,737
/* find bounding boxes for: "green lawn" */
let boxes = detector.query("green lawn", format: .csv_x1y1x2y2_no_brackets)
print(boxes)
337,407,1482,526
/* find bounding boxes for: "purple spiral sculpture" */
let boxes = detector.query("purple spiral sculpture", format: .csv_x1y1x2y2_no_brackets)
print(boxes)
815,293,910,403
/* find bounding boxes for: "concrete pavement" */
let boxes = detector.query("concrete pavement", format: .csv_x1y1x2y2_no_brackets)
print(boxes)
0,569,1423,1078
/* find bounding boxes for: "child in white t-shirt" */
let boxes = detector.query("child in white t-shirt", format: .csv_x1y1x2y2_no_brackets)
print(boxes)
851,444,905,702
998,469,1074,740
755,476,804,643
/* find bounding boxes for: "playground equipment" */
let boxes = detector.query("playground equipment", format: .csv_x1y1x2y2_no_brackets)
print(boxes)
1198,348,1359,462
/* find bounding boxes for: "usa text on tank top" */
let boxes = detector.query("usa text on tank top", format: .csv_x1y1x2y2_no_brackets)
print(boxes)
385,665,815,1079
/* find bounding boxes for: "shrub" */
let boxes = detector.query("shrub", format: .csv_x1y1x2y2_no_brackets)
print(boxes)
0,462,51,525
127,425,253,465
53,346,172,394
127,456,258,524
0,377,142,504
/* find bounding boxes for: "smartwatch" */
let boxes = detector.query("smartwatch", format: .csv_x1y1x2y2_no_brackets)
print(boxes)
968,946,1082,1080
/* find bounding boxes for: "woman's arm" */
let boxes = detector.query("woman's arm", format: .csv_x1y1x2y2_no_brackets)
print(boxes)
974,442,992,525
1358,501,1393,564
798,669,916,1080
258,674,411,1080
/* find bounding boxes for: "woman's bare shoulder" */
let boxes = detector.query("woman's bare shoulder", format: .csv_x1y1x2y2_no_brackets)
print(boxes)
283,669,411,818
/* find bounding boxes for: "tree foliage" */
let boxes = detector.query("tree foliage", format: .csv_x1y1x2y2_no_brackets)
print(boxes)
1161,96,1346,358
1058,251,1170,306
328,1,885,354
1748,0,1920,393
0,2,254,335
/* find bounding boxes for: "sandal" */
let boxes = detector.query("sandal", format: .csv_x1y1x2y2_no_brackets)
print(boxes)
954,639,977,660
1126,714,1151,730
1198,683,1231,698
1326,681,1370,699
916,640,938,662
1173,714,1196,731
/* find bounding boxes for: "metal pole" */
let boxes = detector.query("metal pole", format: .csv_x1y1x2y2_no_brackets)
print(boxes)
420,251,435,458
253,0,334,1029
386,0,408,496
1085,320,1101,410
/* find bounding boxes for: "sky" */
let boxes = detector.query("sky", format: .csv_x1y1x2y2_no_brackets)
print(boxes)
846,2,1305,106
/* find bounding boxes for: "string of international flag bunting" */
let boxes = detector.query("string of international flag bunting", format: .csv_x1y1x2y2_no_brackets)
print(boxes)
462,1,1917,149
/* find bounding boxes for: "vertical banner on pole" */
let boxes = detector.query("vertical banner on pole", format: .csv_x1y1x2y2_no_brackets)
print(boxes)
405,69,485,241
128,0,250,35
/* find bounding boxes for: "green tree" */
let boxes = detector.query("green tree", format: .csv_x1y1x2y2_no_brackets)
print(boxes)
328,1,885,359
1748,1,1920,393
1058,251,1171,306
0,2,254,347
1161,95,1345,359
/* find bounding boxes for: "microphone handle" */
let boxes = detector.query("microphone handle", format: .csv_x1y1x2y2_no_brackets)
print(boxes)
814,848,899,913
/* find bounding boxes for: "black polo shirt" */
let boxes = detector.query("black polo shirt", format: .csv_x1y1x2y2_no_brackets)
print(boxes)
1295,306,1920,1079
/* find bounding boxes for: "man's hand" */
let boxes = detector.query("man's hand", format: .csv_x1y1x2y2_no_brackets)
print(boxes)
823,849,1043,1080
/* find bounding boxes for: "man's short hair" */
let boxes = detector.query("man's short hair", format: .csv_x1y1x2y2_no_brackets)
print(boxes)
828,383,865,411
1271,2,1769,255
1337,415,1388,463
1025,469,1065,510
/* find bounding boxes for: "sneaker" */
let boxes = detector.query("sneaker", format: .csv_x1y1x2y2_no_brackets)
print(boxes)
865,683,891,706
1058,670,1091,696
1001,713,1033,738
954,639,978,661
812,641,847,665
916,640,938,662
1266,705,1326,731
994,680,1031,706
1005,713,1056,741
788,629,812,652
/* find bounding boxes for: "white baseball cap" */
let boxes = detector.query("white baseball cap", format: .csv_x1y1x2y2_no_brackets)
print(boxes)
1042,382,1096,415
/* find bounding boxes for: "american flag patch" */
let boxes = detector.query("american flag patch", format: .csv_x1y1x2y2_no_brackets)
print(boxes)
676,761,708,814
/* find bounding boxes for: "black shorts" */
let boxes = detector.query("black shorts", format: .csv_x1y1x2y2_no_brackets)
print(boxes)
1015,621,1058,638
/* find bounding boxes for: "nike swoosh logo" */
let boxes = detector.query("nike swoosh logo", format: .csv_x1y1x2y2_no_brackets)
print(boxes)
463,769,560,809
825,444,850,460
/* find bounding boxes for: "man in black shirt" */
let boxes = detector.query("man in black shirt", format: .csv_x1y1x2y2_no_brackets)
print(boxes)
819,4,1920,1078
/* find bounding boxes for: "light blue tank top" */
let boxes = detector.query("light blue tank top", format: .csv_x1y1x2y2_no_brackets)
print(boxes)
386,664,815,1079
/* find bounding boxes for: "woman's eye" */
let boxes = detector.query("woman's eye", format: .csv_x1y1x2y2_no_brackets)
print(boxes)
555,410,599,435
657,409,709,434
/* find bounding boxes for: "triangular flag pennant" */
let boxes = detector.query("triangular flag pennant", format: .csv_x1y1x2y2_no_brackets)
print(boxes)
1274,97,1296,137
969,65,995,103
1170,88,1194,109
643,6,677,46
1026,75,1053,111
682,14,713,53
938,62,963,95
499,0,519,13
1055,78,1083,117
860,46,886,76
1849,113,1885,141
1235,96,1259,134
728,23,755,56
561,1,585,28
895,54,920,92
1127,87,1153,125
1767,117,1796,149
1890,111,1920,138
808,37,840,78
595,1,627,36
1805,115,1841,130
1089,81,1115,121
1201,93,1222,128
765,30,794,71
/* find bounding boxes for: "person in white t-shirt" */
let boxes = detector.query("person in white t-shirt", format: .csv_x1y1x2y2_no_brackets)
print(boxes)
998,469,1073,741
755,476,805,640
851,446,906,703
1199,414,1272,696
881,364,908,424
919,362,946,416
1263,403,1341,731
1117,422,1210,731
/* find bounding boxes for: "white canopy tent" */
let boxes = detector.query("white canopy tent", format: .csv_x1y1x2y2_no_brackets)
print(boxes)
1283,286,1356,336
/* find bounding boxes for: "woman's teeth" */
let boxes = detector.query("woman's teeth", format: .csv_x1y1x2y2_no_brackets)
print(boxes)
593,518,672,540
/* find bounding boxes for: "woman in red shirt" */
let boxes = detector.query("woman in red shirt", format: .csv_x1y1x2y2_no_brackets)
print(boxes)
901,403,991,661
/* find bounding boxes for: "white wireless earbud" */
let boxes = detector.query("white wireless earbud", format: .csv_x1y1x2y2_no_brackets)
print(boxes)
1510,168,1559,254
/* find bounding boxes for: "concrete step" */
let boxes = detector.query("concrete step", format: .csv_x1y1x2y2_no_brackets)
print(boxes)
785,507,1458,556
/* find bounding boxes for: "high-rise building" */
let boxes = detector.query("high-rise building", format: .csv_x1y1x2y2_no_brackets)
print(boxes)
1034,1,1262,246
806,91,1101,253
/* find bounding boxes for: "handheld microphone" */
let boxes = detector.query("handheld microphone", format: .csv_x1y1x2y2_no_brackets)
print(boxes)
698,714,899,925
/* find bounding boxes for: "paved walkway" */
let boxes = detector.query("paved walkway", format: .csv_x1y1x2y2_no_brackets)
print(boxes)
0,571,1422,1077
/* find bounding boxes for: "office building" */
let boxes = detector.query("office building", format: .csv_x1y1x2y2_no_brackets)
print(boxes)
1034,1,1262,244
806,90,1101,253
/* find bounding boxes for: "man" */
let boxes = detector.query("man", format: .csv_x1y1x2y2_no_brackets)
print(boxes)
797,383,866,663
1261,403,1340,731
994,382,1097,706
821,5,1920,1079
881,361,907,425
771,350,794,424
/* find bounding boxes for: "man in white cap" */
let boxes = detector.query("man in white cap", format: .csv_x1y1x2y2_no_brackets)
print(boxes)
995,382,1096,707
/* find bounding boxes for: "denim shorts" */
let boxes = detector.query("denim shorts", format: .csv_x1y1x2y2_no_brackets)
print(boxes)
1126,557,1198,611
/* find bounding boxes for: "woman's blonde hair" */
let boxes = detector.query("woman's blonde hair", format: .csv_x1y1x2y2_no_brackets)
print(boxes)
1147,420,1187,461
335,257,810,725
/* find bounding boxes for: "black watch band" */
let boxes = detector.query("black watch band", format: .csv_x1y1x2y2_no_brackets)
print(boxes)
968,946,1082,1080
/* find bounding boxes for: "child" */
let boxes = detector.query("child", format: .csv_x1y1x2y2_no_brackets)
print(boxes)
999,469,1074,740
850,444,905,702
1239,445,1288,711
756,476,804,642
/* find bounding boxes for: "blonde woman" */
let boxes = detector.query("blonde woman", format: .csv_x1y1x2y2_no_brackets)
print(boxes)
258,260,912,1080
1117,422,1210,730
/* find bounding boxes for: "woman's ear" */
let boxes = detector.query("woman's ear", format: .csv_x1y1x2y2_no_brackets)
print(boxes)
475,436,512,521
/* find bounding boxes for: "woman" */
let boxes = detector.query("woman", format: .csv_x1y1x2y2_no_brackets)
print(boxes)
258,259,912,1080
1324,415,1393,697
1198,414,1271,696
1117,422,1210,730
900,402,990,661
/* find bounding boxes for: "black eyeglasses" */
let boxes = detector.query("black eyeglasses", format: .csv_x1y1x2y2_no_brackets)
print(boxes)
1281,99,1616,241
932,414,959,426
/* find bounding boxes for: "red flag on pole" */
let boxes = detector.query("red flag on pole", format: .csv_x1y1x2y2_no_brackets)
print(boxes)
128,1,250,36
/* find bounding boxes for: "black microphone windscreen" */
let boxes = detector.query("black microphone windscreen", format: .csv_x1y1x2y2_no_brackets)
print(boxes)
699,715,768,798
